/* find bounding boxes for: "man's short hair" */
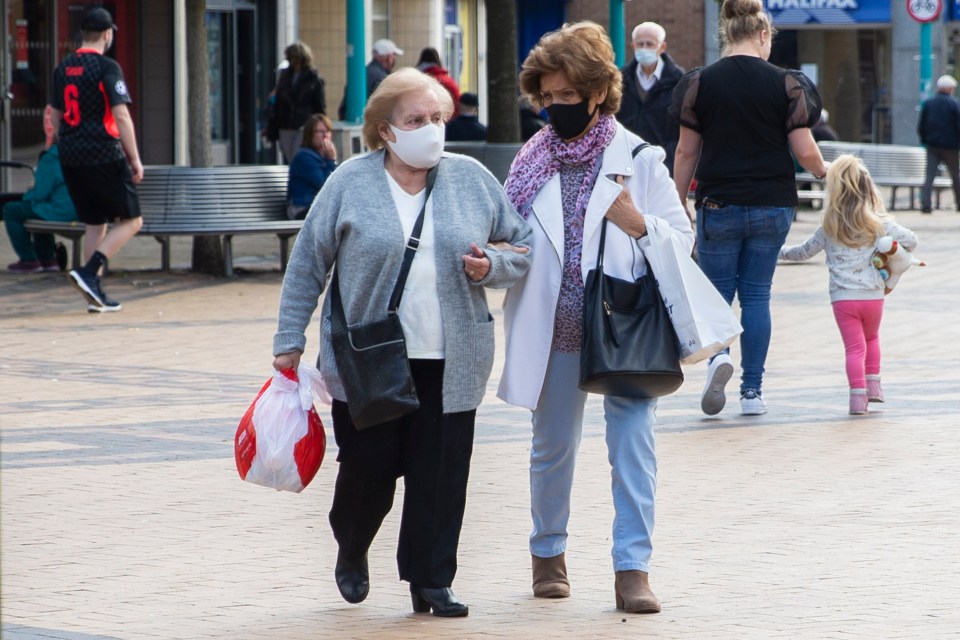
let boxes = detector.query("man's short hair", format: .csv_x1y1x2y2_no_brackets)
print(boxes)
459,92,479,108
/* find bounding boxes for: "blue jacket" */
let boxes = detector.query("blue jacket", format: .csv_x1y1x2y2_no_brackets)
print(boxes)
287,147,337,208
918,92,960,150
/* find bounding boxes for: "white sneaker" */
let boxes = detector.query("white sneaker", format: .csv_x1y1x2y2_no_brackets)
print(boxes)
701,354,733,415
740,389,767,415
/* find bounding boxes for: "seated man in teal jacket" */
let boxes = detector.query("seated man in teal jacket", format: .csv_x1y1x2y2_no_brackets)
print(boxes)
4,108,77,272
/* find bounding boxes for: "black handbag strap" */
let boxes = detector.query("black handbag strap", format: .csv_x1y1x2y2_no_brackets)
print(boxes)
330,165,437,331
596,143,649,271
388,165,437,312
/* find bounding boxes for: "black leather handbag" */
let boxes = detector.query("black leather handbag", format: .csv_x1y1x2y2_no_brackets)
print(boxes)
579,217,684,399
328,167,436,429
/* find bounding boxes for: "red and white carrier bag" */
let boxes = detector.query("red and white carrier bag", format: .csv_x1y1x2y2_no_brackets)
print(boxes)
235,363,327,493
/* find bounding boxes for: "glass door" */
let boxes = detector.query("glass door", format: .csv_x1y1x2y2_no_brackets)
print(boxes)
3,0,53,193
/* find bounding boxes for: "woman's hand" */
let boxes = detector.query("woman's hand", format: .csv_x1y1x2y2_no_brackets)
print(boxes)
273,350,302,372
319,138,338,162
462,243,491,281
604,176,647,238
486,241,530,254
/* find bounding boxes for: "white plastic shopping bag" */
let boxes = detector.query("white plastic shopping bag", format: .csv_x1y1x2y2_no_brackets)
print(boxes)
234,363,327,493
642,217,742,365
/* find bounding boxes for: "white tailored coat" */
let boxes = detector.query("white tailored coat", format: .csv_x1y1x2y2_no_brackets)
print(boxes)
497,124,695,410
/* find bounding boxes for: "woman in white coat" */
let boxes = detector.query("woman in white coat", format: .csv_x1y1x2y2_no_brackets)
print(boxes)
498,21,694,614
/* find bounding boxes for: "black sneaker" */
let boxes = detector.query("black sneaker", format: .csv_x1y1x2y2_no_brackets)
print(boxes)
68,268,106,307
86,293,122,313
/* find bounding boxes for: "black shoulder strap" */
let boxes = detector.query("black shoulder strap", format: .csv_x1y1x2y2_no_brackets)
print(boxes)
598,142,651,267
632,142,650,158
330,165,438,331
388,165,437,312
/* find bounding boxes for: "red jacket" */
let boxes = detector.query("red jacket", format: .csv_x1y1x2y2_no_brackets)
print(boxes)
421,64,461,118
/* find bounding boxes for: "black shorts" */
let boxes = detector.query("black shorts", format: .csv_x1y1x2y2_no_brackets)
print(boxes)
62,160,141,225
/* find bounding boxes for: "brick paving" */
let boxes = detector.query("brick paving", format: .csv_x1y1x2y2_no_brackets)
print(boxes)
2,206,959,639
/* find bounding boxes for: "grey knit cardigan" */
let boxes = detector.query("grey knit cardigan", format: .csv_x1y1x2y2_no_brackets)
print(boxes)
273,150,533,414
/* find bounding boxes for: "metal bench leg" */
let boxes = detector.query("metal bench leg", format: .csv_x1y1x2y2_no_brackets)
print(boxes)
71,237,83,269
888,186,898,211
154,237,170,270
222,235,234,277
279,235,290,272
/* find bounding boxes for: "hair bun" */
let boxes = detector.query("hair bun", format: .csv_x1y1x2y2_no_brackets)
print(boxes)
722,0,763,20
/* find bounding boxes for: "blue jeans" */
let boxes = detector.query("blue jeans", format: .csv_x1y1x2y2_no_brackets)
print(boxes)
530,351,657,572
696,204,794,394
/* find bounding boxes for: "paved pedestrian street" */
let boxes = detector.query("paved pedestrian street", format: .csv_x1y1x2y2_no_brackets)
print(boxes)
2,208,959,639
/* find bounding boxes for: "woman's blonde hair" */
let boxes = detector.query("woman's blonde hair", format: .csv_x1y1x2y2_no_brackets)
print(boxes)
822,154,888,248
519,21,622,115
361,67,455,150
719,0,776,53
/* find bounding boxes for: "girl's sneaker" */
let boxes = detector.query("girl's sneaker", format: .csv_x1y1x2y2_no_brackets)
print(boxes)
866,375,884,403
849,389,869,415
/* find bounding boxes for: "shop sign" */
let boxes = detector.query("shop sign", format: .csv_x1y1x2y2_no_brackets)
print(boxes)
764,0,891,25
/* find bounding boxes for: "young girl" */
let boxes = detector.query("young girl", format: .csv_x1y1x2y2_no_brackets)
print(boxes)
779,154,918,415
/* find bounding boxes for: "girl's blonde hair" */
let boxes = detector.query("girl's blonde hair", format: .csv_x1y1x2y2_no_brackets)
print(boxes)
822,154,888,247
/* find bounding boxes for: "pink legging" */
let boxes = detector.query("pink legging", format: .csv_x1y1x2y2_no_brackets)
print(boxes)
832,299,884,389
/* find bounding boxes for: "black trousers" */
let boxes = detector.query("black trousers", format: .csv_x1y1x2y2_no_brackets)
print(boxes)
922,146,960,211
328,359,476,588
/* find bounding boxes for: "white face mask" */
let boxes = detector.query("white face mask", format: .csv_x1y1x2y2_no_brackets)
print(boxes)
634,48,659,66
387,123,444,169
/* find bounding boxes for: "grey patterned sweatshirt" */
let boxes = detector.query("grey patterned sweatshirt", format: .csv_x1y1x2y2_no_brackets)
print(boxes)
779,220,917,302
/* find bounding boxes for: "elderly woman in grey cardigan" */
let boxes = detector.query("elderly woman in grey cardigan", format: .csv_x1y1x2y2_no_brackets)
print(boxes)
272,68,532,617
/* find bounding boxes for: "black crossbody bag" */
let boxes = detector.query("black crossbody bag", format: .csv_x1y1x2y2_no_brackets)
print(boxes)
329,166,436,429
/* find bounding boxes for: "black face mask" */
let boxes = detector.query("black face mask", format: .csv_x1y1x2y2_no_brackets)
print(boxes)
546,98,598,140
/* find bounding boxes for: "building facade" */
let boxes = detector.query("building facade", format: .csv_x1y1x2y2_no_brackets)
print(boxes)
5,0,960,195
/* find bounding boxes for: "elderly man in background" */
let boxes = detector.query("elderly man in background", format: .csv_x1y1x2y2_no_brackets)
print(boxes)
368,39,403,96
616,21,684,176
918,74,960,213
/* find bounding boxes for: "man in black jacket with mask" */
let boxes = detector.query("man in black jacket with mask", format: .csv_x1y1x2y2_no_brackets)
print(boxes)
616,22,684,176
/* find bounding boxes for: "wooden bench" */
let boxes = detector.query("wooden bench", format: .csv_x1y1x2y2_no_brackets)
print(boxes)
815,141,953,210
24,164,299,276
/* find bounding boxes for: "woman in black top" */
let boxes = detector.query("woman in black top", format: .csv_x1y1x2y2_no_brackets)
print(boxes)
672,0,827,417
272,41,327,163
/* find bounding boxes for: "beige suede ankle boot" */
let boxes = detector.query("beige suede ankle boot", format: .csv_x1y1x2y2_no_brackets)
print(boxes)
532,553,570,598
614,570,660,613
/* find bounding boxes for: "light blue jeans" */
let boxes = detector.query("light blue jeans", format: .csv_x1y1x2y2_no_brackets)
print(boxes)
530,350,657,573
696,204,794,394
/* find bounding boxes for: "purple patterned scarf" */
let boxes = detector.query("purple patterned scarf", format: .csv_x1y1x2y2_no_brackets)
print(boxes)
504,114,617,219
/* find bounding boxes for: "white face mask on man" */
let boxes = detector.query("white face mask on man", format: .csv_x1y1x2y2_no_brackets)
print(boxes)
387,122,445,169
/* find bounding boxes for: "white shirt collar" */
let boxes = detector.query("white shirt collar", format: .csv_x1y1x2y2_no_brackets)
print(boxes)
636,56,664,92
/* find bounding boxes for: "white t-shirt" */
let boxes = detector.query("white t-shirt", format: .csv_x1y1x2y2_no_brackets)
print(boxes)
386,172,445,358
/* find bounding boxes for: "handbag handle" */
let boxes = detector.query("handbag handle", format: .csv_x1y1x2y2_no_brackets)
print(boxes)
330,164,438,331
595,142,649,273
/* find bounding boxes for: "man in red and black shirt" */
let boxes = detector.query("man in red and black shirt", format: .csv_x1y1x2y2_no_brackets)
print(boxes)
50,6,143,312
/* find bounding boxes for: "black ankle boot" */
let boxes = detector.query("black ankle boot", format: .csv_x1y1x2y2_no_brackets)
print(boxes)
334,551,369,604
409,586,469,617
